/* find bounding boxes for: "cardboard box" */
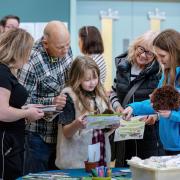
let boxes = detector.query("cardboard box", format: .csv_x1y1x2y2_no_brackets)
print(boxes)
128,161,180,180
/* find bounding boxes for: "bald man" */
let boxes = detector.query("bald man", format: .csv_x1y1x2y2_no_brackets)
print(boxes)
18,21,73,174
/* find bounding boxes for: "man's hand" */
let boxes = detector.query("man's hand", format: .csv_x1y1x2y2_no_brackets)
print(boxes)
53,94,67,110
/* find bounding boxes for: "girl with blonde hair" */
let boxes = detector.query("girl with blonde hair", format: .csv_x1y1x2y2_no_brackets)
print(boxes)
56,56,116,169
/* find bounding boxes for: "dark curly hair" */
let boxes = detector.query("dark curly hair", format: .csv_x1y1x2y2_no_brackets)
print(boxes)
151,85,180,111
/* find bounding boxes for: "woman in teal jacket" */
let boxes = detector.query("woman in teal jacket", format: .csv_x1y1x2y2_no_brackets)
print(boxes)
123,29,180,155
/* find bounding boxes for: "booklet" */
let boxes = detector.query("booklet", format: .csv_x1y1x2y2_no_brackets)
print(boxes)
22,104,62,122
36,105,60,112
85,113,121,129
114,116,146,141
22,104,59,112
42,112,60,122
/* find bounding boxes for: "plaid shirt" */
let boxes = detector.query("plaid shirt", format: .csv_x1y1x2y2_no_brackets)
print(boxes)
18,38,73,143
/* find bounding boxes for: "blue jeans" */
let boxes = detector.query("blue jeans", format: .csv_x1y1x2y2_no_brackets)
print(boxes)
23,131,57,175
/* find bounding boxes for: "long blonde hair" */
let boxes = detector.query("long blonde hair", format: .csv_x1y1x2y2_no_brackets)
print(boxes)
128,30,159,63
153,29,180,86
68,55,109,113
0,28,34,69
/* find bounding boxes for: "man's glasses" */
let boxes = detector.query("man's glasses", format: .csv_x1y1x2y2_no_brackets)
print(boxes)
137,46,154,59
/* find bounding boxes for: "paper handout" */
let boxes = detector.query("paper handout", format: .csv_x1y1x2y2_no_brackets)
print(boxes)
88,143,100,162
36,105,61,112
85,114,121,129
114,116,146,141
22,104,62,122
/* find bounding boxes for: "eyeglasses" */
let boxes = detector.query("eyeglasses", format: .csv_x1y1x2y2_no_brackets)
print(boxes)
137,46,155,59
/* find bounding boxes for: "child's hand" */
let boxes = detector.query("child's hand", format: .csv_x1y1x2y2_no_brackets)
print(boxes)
110,122,120,129
74,114,87,129
157,110,171,118
141,114,157,125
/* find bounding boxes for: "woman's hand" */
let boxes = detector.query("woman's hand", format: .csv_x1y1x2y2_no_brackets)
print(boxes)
157,110,171,118
26,107,44,121
115,106,124,113
122,106,133,120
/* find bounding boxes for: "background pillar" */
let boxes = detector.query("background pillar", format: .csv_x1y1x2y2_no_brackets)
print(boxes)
100,8,119,91
147,8,166,31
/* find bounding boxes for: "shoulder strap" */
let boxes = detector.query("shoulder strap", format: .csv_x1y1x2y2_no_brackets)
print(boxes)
122,79,144,107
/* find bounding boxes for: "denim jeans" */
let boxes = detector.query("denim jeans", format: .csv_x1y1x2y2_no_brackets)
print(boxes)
23,131,57,175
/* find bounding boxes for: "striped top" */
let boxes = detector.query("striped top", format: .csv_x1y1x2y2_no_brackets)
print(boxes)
90,54,106,84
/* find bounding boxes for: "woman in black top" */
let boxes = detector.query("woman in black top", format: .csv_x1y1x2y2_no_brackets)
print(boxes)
0,29,44,180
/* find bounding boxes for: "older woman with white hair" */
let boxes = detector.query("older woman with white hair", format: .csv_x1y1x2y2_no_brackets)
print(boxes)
110,31,165,167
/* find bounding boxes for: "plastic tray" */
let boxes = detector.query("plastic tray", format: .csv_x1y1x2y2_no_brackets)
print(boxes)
128,161,180,180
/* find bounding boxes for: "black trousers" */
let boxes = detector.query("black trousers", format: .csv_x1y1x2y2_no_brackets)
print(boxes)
0,129,24,180
165,150,180,156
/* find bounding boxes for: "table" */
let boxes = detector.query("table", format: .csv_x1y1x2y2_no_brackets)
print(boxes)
17,168,132,179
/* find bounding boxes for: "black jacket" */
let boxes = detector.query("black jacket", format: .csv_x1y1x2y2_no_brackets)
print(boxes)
115,52,161,105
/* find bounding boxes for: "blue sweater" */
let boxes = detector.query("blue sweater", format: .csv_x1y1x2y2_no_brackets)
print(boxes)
130,67,180,151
